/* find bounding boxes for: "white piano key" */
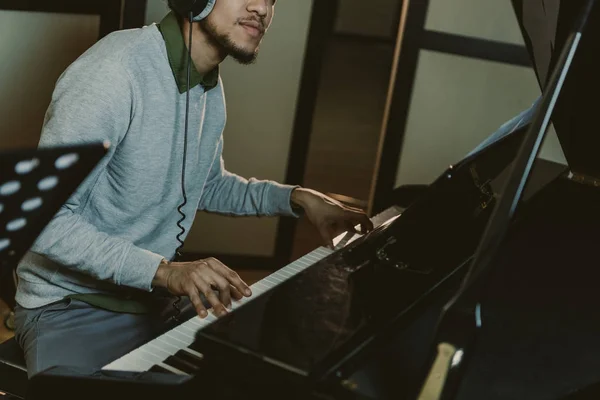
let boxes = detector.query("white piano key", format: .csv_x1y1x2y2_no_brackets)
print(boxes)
167,327,194,343
176,324,200,339
264,277,281,285
145,342,173,359
254,282,271,291
153,336,187,354
165,331,194,347
276,269,294,278
135,350,165,367
157,362,188,376
186,316,212,329
182,347,204,360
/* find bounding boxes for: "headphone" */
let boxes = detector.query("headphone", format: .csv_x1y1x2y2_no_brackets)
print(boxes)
169,0,216,21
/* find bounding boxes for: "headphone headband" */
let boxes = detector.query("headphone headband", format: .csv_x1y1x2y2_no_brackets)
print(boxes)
169,0,216,21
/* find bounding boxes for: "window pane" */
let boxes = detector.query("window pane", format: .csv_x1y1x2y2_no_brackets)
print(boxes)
425,0,526,45
394,50,564,189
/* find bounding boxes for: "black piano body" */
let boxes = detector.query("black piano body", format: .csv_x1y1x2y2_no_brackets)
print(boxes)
28,1,600,399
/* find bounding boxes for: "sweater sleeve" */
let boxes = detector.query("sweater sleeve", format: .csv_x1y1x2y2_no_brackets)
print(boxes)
198,138,301,218
29,56,163,291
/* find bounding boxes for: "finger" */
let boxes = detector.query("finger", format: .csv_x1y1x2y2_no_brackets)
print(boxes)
208,270,232,309
231,285,243,301
186,285,208,318
345,220,359,234
194,274,228,317
331,220,347,237
206,258,252,297
317,224,334,249
354,214,373,233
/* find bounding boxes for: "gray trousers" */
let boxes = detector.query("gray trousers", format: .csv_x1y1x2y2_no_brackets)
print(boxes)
14,296,194,378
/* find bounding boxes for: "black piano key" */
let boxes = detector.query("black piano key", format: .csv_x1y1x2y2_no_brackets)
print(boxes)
176,349,204,367
188,341,204,354
164,355,201,374
149,364,172,374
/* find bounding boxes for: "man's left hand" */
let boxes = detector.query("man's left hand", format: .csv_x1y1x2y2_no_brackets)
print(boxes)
291,188,374,249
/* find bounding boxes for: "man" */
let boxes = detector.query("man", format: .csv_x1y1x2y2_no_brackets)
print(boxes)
14,0,373,377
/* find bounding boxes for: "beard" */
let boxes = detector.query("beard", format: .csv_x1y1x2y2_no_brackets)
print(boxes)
200,18,259,65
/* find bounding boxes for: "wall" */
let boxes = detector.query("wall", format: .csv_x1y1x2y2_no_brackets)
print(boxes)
334,0,400,38
0,11,99,150
145,0,315,257
394,0,566,189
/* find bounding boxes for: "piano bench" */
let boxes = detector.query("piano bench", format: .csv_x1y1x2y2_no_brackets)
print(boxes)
0,337,28,399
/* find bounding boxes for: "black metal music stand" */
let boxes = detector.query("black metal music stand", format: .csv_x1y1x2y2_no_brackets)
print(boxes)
0,143,108,310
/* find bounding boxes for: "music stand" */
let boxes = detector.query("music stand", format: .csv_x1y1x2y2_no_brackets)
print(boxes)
0,142,108,310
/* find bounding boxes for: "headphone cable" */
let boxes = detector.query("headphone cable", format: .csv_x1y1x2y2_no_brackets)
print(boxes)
174,10,194,261
169,11,194,323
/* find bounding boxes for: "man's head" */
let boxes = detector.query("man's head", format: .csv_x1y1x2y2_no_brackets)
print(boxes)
171,0,276,64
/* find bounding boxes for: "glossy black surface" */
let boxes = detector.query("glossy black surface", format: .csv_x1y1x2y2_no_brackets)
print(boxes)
512,0,600,178
190,124,533,388
453,177,600,400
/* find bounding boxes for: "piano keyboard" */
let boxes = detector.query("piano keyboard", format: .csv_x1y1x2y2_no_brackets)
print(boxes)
102,206,402,374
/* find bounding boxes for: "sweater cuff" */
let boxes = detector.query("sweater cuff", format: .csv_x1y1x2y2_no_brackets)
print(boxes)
117,245,164,291
267,182,302,218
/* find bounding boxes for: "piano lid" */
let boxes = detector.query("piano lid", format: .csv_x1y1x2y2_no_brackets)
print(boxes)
512,0,600,179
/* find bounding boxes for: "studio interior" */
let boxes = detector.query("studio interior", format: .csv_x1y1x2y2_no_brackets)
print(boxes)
1,0,599,399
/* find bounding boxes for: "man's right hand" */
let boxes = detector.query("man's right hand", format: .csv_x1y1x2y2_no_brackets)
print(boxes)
152,257,252,318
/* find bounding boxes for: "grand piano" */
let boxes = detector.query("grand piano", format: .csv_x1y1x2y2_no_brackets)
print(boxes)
19,1,600,399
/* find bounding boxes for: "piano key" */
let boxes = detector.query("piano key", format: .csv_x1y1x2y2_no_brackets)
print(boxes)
149,364,172,374
276,269,293,278
155,362,188,376
163,355,200,374
167,326,194,342
102,209,402,373
175,349,204,367
132,348,165,367
176,324,198,337
164,331,193,347
187,340,206,355
152,335,185,352
182,348,204,361
144,342,172,359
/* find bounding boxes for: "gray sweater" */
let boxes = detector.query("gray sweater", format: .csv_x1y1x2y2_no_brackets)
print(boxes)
16,23,298,309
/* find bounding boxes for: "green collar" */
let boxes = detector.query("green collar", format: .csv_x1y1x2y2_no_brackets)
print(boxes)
158,12,219,93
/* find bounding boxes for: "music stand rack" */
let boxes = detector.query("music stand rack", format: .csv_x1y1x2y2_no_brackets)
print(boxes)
0,142,108,309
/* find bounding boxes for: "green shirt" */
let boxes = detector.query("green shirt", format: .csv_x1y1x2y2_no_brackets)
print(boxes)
69,12,218,314
158,11,219,93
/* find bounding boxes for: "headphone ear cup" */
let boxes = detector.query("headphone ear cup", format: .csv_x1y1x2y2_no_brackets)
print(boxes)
191,0,215,21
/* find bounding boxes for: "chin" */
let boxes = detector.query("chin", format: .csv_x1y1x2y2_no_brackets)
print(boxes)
227,42,260,64
230,50,259,65
233,36,261,51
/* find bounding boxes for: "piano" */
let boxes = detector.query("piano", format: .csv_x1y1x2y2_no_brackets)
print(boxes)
26,1,600,399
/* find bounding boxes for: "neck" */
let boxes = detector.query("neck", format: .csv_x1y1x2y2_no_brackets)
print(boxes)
181,18,226,75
